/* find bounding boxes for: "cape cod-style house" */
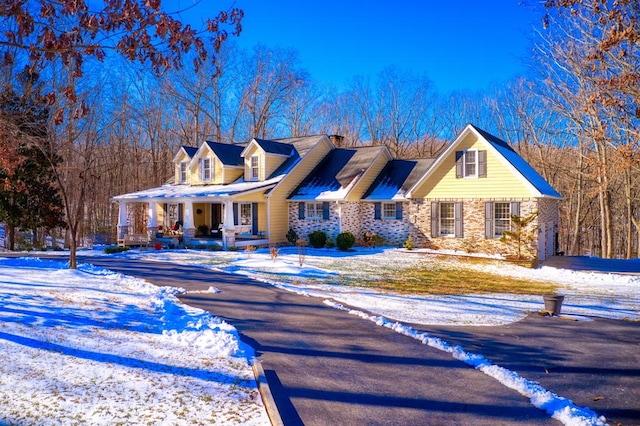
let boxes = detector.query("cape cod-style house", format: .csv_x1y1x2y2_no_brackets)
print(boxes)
112,124,562,261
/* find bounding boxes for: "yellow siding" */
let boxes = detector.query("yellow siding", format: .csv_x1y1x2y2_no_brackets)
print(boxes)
233,192,266,202
267,140,332,243
258,203,267,234
174,152,190,184
412,134,534,199
346,151,389,202
213,157,224,183
223,167,243,184
265,155,286,179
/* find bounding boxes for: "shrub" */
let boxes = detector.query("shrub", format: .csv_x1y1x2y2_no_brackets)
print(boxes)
363,231,385,248
336,232,356,251
286,228,298,245
308,230,327,248
403,236,414,250
325,237,335,248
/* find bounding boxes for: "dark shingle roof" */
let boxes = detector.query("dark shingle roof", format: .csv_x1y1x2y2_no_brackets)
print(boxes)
182,146,198,158
469,125,562,198
363,158,435,201
254,138,297,156
287,146,387,200
205,141,244,166
288,149,357,200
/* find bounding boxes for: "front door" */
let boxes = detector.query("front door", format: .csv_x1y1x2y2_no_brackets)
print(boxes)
211,204,222,237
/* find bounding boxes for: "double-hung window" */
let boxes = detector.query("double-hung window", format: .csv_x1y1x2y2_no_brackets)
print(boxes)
201,158,212,182
250,155,260,180
431,201,463,238
439,203,455,236
485,201,520,238
464,150,477,177
179,162,187,184
456,149,486,178
305,202,323,220
382,203,396,220
494,202,512,238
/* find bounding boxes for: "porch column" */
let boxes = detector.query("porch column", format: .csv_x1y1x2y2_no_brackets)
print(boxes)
182,200,196,242
222,199,236,250
117,201,129,239
147,201,158,240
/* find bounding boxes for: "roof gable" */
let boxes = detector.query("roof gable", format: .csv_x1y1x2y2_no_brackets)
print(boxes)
287,145,389,201
407,124,562,199
172,145,198,163
205,141,244,166
364,158,434,201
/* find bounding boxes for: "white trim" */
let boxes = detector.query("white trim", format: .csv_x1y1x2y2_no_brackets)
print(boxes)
250,155,260,181
406,124,546,199
266,135,333,199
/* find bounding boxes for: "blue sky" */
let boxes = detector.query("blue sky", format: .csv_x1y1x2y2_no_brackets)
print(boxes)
189,1,543,93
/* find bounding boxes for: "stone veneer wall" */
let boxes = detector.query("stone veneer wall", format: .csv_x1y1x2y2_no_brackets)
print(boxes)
288,202,341,241
288,198,558,257
408,198,544,258
359,202,412,246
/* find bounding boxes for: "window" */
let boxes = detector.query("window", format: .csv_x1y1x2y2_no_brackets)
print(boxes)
374,202,402,220
431,201,463,238
485,201,520,238
382,203,396,220
305,202,323,220
179,162,187,183
456,150,486,178
239,203,252,226
250,155,260,180
464,150,477,177
439,203,455,236
201,158,212,182
494,202,511,237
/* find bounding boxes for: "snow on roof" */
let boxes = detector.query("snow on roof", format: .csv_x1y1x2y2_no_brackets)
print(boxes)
111,177,282,201
288,149,357,201
470,125,562,199
287,146,385,201
364,158,435,201
204,141,244,166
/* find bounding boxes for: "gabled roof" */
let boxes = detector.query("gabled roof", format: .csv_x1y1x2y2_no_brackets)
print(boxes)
287,146,387,201
406,124,563,199
172,146,198,163
204,141,244,166
363,158,435,201
468,125,562,199
252,138,296,157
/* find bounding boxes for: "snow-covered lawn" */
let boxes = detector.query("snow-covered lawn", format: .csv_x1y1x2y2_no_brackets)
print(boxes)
128,246,640,326
0,257,269,425
2,246,637,425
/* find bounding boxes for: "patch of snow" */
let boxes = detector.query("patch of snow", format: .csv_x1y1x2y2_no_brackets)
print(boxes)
0,257,269,425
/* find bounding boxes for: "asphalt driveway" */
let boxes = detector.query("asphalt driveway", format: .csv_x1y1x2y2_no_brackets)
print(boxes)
83,256,560,425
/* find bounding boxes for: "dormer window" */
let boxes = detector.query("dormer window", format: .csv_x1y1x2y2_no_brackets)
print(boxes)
179,161,187,184
200,158,212,182
250,155,260,180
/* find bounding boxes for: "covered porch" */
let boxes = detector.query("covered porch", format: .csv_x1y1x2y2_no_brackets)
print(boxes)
115,198,269,250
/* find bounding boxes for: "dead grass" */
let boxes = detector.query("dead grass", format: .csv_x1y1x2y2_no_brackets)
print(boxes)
342,256,558,295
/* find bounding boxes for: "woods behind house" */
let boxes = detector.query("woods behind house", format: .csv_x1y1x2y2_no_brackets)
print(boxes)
0,0,638,259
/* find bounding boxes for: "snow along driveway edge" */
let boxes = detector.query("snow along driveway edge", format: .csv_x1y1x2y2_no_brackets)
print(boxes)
323,300,607,426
